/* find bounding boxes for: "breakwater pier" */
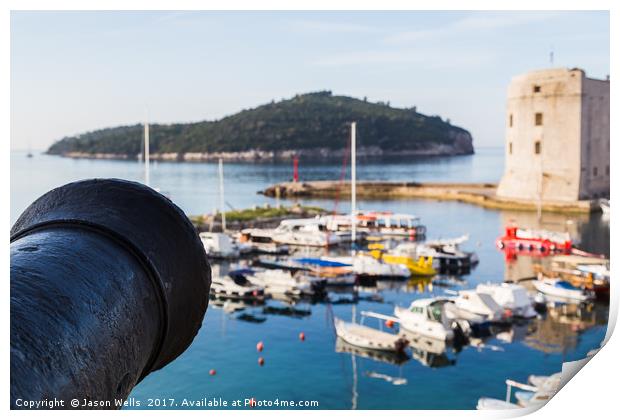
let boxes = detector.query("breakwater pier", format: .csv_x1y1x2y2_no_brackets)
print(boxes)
260,181,599,214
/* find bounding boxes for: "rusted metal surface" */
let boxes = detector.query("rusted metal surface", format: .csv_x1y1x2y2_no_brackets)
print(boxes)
10,179,211,409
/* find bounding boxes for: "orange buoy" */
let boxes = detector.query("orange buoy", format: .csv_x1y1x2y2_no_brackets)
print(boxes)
209,369,216,376
299,332,305,341
256,341,264,352
385,320,395,328
258,357,265,366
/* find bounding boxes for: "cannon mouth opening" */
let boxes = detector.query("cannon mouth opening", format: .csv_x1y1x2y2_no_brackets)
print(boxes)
11,178,211,375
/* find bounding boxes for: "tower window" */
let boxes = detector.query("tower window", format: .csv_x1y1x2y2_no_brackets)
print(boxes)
509,114,513,127
533,85,541,93
509,142,513,155
534,141,541,155
606,165,610,175
535,113,543,126
593,167,598,177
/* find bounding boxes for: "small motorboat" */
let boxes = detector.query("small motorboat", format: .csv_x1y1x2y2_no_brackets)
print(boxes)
271,218,341,247
477,372,561,410
452,290,504,322
395,235,478,273
244,269,326,297
600,198,609,216
367,243,436,276
200,232,241,259
210,270,266,301
475,282,538,318
237,228,289,255
321,254,411,280
334,317,409,353
535,254,610,300
254,256,309,272
394,298,456,342
284,257,357,286
533,274,594,302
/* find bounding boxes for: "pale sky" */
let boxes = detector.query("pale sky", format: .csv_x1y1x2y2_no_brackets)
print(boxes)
10,10,609,151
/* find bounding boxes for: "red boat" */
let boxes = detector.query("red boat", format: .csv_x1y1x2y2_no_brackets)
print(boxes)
496,226,572,256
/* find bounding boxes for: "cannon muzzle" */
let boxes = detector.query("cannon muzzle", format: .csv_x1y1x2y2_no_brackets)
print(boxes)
10,179,211,409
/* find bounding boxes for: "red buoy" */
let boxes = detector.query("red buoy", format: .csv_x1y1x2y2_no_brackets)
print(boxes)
385,320,395,328
256,341,264,352
258,357,265,366
299,332,305,341
209,369,216,376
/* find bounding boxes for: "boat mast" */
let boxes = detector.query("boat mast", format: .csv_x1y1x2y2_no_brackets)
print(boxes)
351,122,357,244
218,158,227,232
144,115,150,187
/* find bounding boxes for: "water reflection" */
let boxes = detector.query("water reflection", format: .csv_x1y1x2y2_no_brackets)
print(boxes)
522,301,607,355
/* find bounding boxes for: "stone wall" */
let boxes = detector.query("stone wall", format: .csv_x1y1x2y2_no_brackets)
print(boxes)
497,68,610,202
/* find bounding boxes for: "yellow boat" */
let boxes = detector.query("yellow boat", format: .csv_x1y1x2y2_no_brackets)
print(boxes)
367,243,436,276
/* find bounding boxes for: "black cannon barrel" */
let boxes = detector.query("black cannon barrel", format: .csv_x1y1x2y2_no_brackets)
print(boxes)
10,179,211,409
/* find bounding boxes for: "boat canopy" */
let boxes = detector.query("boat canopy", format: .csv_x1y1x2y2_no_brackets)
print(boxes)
556,281,580,291
294,258,352,267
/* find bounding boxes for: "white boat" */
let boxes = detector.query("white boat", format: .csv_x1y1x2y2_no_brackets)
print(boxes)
600,198,609,216
320,212,426,238
533,275,594,302
476,283,537,318
392,238,477,272
245,269,325,297
357,211,427,237
200,232,241,259
477,372,561,410
334,317,409,353
237,228,289,254
452,290,504,322
210,270,266,301
476,398,519,409
321,254,410,280
272,218,341,247
424,234,470,248
394,298,455,341
576,263,610,279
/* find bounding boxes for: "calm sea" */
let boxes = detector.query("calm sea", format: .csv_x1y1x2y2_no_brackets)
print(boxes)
10,148,609,409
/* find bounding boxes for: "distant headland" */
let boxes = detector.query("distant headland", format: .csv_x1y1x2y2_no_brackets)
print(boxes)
46,91,474,162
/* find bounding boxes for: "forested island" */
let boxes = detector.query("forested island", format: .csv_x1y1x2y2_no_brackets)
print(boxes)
46,91,474,162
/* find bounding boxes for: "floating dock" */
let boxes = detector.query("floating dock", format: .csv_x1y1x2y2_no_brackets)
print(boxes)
260,181,598,214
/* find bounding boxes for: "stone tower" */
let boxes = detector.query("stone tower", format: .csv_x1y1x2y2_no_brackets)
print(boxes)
497,68,609,202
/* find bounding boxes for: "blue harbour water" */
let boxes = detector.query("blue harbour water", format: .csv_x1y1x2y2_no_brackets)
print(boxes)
10,148,609,409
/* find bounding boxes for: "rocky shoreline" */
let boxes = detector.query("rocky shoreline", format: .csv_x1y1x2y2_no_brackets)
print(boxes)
50,142,474,163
